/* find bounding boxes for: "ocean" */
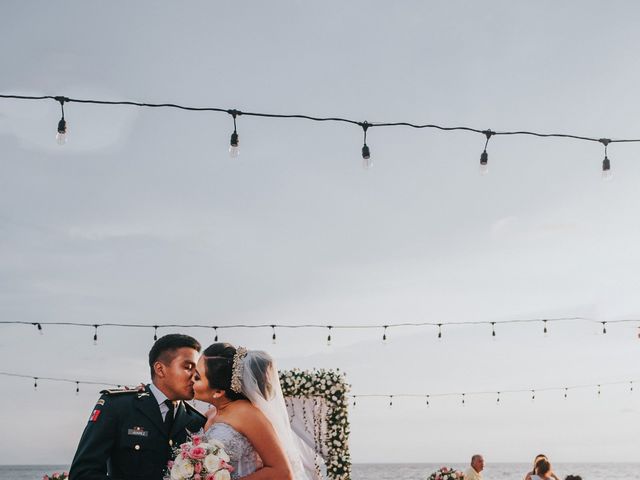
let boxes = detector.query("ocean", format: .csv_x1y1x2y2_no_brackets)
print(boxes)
3,463,637,480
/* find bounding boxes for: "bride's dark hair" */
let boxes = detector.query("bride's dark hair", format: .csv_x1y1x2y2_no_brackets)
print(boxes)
202,343,247,401
202,343,275,401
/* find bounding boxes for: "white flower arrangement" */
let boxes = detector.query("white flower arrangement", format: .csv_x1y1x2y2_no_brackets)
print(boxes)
280,369,351,480
426,466,464,480
165,430,234,480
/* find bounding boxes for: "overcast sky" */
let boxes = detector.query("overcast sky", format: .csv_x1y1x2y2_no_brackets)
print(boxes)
1,0,639,465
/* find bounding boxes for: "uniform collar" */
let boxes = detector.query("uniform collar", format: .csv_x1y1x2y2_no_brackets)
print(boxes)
149,382,180,407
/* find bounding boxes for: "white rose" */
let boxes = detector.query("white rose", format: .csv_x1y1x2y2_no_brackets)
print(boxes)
170,463,184,480
214,469,231,480
208,439,226,450
218,450,230,463
204,454,222,472
179,461,194,479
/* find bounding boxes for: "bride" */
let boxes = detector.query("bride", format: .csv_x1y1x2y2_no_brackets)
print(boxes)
193,343,311,480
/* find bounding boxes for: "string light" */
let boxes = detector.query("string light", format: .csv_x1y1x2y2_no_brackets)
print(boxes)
461,393,466,406
327,326,332,346
352,396,357,408
543,319,548,336
479,130,493,175
491,321,496,338
153,326,158,341
360,122,372,169
531,389,536,401
93,325,98,345
598,384,601,396
600,138,612,181
4,94,639,175
389,395,393,408
496,391,501,404
2,316,639,342
602,321,607,334
271,325,277,345
382,325,388,344
33,377,38,390
228,110,240,158
631,381,634,393
75,381,80,395
55,96,68,145
564,387,569,399
425,394,430,407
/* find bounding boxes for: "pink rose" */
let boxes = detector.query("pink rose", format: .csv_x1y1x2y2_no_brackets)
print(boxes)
181,451,188,460
195,462,203,474
189,446,207,460
194,475,201,480
168,461,174,469
192,434,202,446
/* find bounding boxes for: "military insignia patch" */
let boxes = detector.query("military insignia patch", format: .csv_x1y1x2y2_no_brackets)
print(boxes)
89,409,101,422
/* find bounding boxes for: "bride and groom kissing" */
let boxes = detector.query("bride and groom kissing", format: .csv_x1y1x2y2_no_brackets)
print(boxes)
70,334,310,480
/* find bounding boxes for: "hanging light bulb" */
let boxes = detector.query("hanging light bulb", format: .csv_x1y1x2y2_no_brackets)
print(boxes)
271,325,277,345
352,396,357,408
531,389,536,401
388,395,393,408
76,381,80,395
153,326,158,341
564,387,568,399
602,321,607,335
55,97,68,145
425,394,430,407
491,322,496,338
213,326,218,342
543,319,548,336
35,323,43,335
382,325,388,344
479,130,493,175
93,325,98,345
496,391,500,404
360,121,372,169
461,393,466,406
437,323,442,339
600,139,612,181
34,377,38,390
326,326,332,346
228,110,240,158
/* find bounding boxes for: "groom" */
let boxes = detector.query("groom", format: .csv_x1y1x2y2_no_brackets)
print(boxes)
69,334,206,480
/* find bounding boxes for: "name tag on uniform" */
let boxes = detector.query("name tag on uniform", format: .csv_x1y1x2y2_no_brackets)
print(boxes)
127,426,149,437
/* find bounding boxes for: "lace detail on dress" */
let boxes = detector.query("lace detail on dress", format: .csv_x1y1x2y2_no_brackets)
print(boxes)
205,422,259,480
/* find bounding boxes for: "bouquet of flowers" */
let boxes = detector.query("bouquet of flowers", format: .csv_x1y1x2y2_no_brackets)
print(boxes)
166,430,235,480
42,473,69,480
426,466,464,480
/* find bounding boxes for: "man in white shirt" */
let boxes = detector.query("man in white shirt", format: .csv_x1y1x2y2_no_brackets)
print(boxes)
464,454,484,480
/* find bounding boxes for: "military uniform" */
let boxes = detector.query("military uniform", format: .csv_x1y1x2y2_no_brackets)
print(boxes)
69,385,205,480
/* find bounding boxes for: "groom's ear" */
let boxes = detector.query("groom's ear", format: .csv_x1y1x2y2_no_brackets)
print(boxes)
153,361,167,378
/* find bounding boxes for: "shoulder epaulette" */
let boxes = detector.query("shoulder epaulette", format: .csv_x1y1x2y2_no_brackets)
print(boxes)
100,388,140,395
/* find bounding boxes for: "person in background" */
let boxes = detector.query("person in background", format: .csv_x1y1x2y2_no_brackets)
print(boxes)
524,455,560,480
463,454,484,480
565,476,582,480
530,459,556,480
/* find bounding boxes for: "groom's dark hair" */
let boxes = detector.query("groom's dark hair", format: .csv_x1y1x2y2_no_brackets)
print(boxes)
148,334,201,378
